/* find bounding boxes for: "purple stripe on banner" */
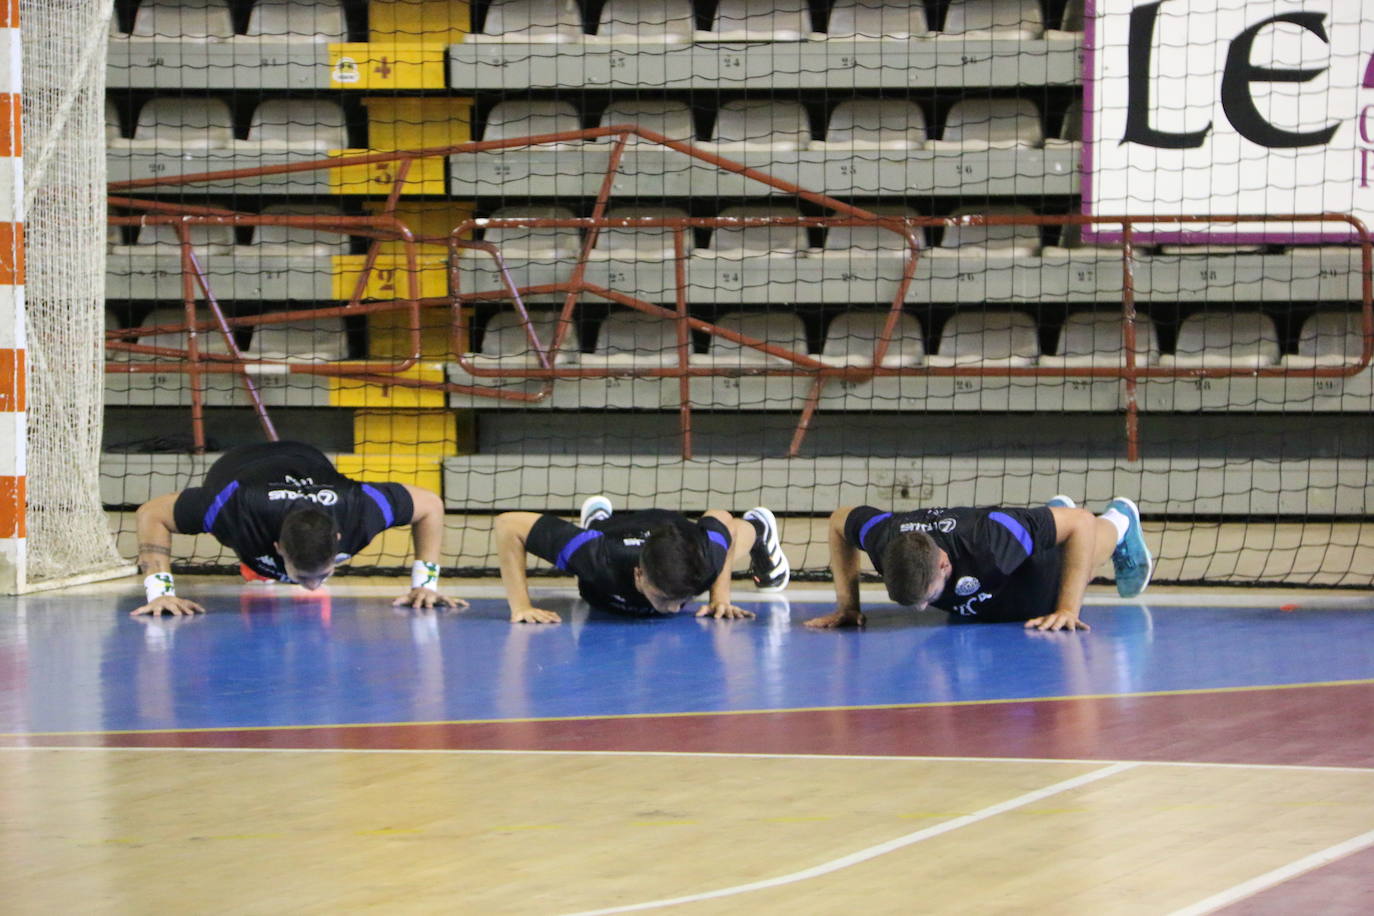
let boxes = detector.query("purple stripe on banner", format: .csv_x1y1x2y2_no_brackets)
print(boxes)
361,484,394,528
858,512,891,552
203,480,239,532
989,511,1033,557
706,530,729,553
556,529,602,571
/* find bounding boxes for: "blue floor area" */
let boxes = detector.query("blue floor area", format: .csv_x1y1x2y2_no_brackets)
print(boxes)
1,586,1372,735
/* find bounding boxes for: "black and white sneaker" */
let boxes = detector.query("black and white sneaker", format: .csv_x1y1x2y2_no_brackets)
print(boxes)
743,507,789,592
579,494,613,528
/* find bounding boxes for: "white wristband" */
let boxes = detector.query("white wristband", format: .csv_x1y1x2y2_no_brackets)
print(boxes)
411,560,440,591
144,572,176,603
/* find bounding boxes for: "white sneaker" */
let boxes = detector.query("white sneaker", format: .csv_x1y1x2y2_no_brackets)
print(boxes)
742,506,790,592
579,495,613,528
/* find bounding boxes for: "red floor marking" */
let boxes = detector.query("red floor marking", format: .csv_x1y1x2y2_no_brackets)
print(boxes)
7,683,1374,768
1214,843,1374,914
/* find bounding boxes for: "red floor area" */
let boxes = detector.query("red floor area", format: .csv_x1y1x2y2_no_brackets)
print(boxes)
16,682,1374,769
1215,844,1374,914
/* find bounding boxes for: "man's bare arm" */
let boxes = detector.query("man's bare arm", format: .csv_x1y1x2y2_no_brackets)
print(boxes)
1024,506,1103,632
697,510,755,620
130,493,205,616
494,512,562,624
805,507,866,629
395,485,468,610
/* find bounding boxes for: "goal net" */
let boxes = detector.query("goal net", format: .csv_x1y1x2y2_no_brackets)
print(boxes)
92,1,1373,589
17,0,125,588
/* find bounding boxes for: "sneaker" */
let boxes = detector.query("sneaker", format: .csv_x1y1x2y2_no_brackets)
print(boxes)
1107,496,1153,598
1046,495,1076,509
579,495,613,528
742,506,790,592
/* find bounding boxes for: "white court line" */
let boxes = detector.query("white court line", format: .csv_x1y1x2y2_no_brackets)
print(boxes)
1169,827,1374,916
558,762,1138,916
0,745,1371,775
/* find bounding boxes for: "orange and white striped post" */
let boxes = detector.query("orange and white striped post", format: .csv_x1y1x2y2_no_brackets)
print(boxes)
0,0,25,593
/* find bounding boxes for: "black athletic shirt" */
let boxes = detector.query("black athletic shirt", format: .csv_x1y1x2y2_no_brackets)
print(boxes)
172,441,414,581
525,509,732,615
843,505,1060,621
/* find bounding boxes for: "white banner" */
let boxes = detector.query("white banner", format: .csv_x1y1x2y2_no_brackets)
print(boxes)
1085,0,1374,242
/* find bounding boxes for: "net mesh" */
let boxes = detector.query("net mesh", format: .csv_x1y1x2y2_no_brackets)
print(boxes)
20,0,124,584
89,1,1373,587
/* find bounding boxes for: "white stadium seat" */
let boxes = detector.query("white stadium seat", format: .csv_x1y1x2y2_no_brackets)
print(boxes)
710,99,812,151
482,206,581,259
1039,312,1159,368
930,205,1041,258
816,205,923,258
106,99,130,149
239,99,347,152
701,311,809,366
1285,312,1365,368
590,206,692,261
1044,98,1081,150
585,309,684,366
598,99,695,144
928,98,1043,151
472,0,584,42
124,97,235,150
815,99,927,150
1059,0,1085,32
116,221,236,256
135,307,236,358
242,0,346,41
477,308,579,364
700,205,809,259
940,0,1044,39
594,0,695,43
249,204,349,256
129,0,234,40
246,314,348,362
820,310,925,367
1160,312,1281,369
928,310,1039,367
1040,223,1123,262
709,0,812,41
827,0,930,39
483,100,582,146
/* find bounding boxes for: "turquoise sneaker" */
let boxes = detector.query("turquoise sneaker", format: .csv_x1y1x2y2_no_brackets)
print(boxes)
1107,497,1153,598
1046,495,1076,509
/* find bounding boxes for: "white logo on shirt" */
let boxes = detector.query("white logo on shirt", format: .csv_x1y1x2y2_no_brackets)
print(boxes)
955,576,981,596
953,592,993,616
899,518,957,534
267,487,338,505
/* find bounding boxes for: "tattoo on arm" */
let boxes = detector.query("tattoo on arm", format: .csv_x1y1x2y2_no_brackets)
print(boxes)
137,543,172,575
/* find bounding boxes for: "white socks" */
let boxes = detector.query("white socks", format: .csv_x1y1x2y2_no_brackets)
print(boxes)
1100,507,1130,545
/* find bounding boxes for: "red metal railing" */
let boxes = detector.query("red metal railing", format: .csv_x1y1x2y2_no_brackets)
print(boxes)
108,127,1374,459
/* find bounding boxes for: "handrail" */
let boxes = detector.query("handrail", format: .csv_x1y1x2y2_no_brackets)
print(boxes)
107,126,1374,459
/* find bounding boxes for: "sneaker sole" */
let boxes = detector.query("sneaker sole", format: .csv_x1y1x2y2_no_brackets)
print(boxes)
745,507,790,592
579,496,613,529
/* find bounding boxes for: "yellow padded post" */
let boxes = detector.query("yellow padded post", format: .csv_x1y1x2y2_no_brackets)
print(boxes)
353,409,462,455
370,0,471,43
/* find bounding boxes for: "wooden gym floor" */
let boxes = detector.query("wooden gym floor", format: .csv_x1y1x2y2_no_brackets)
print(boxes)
1,579,1372,914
